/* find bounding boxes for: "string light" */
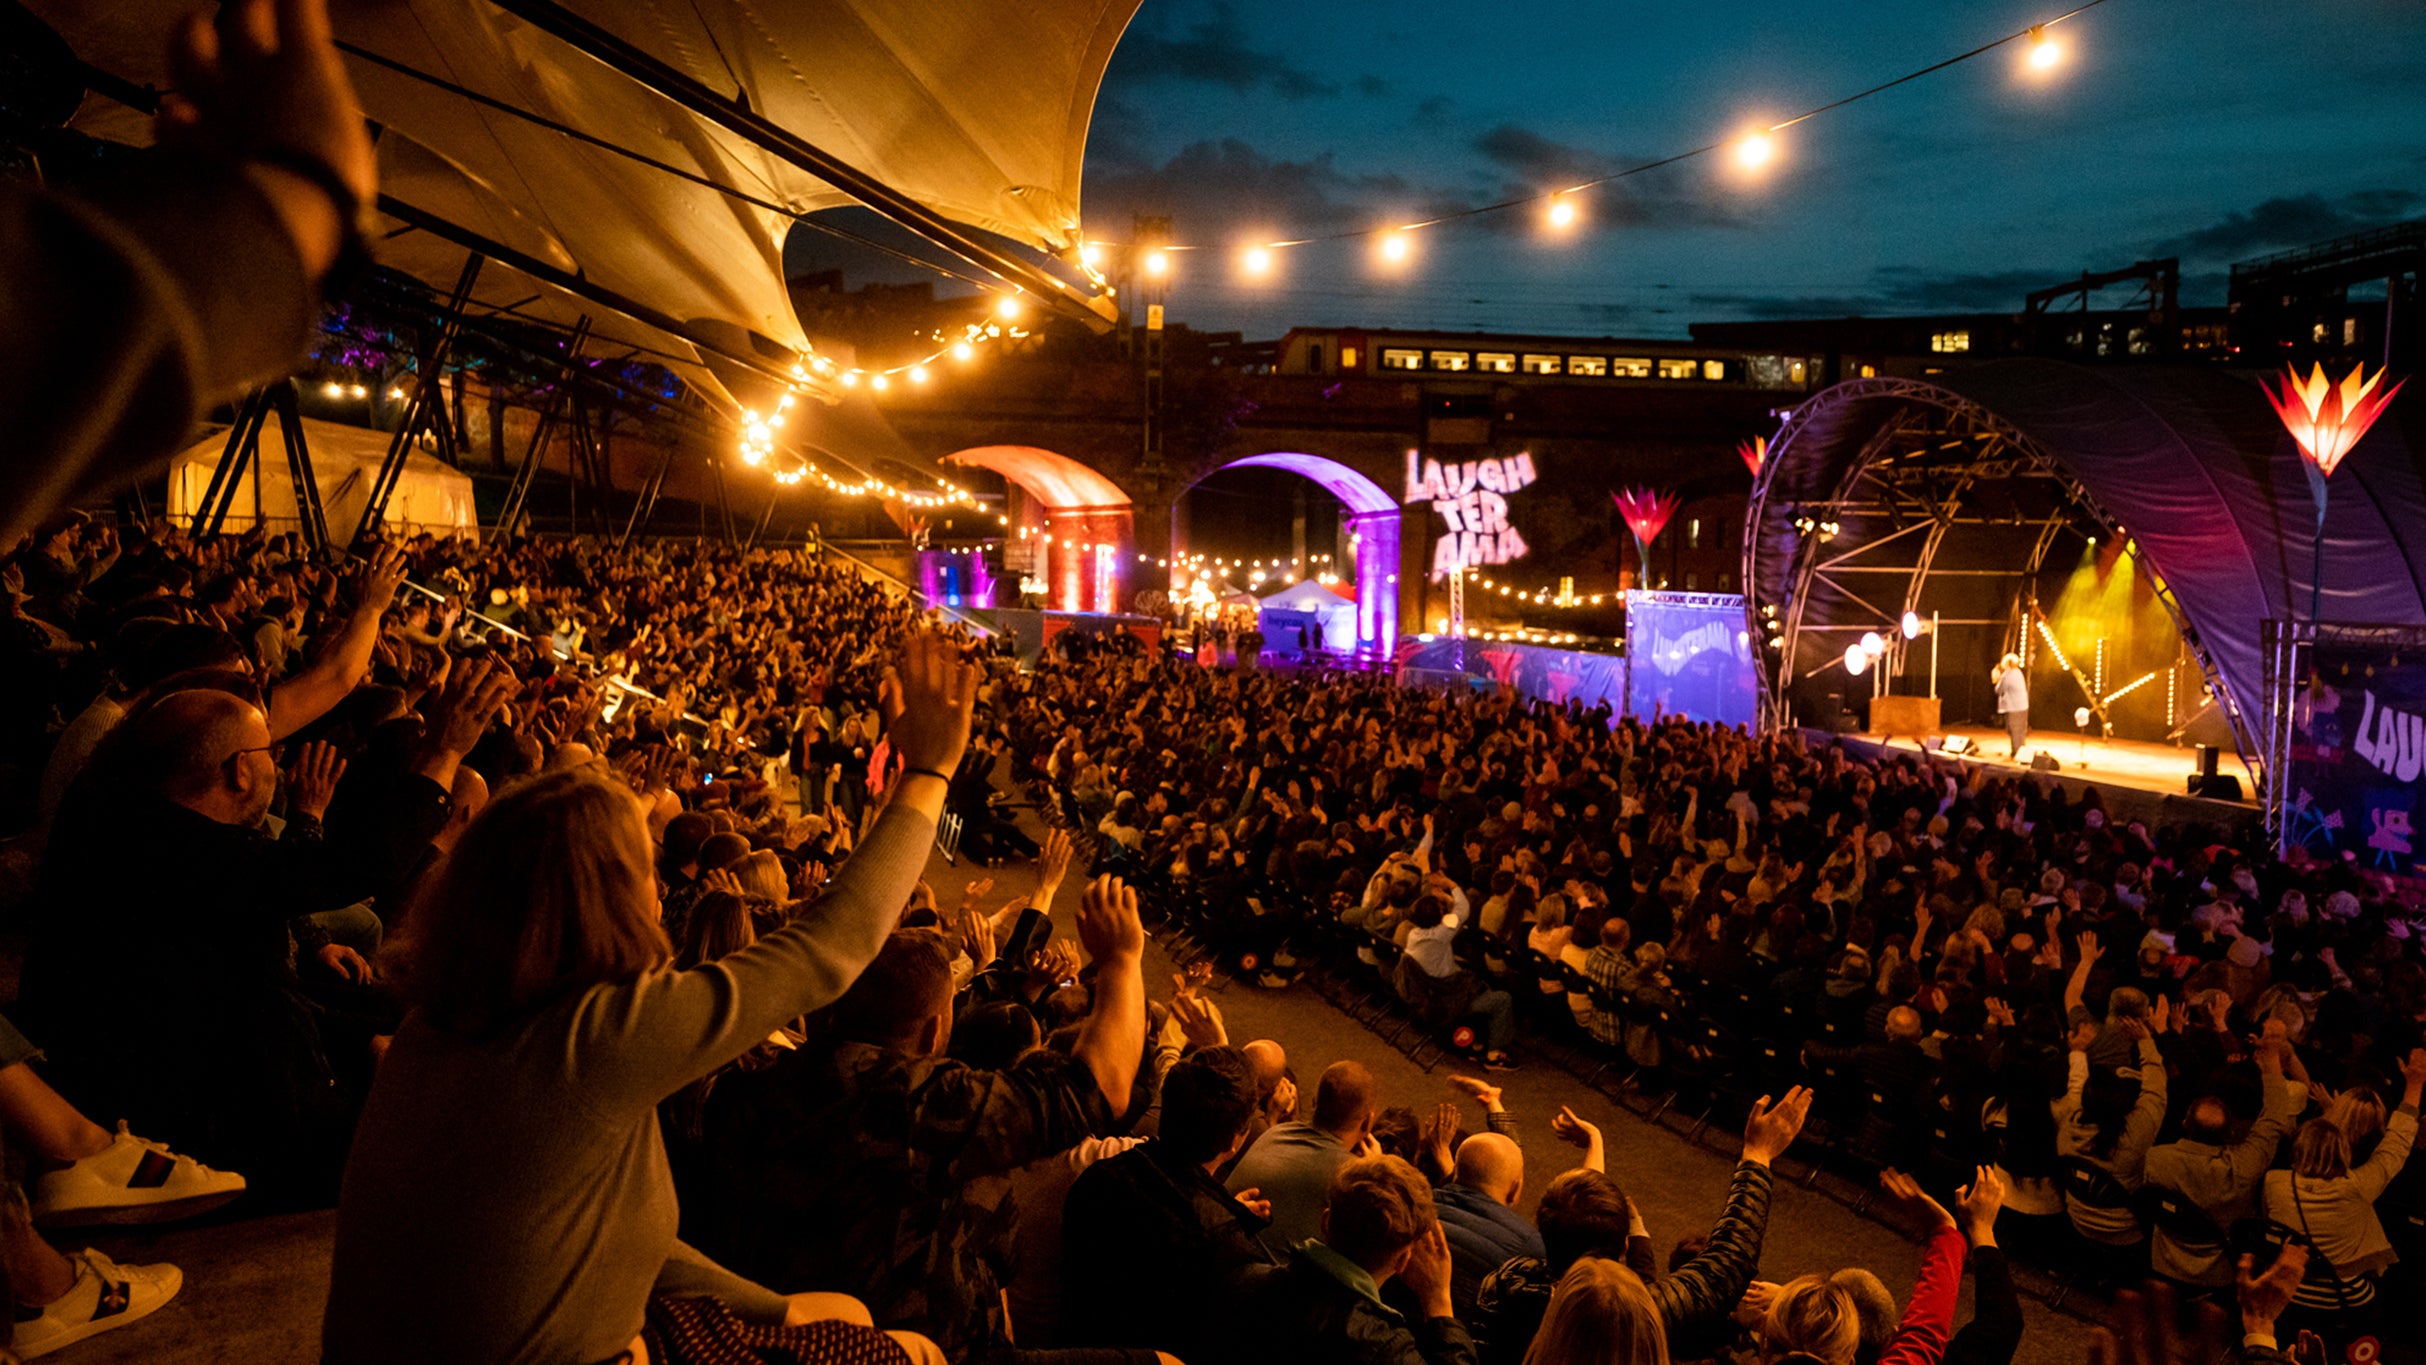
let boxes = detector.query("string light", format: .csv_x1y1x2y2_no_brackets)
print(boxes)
995,296,1024,322
1079,7,2094,261
1241,245,1274,276
908,365,930,384
2024,24,2062,70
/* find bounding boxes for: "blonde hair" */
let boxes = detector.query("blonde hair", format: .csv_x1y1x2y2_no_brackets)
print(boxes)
1762,1275,1861,1365
2292,1117,2353,1182
1522,1259,1670,1365
732,849,789,903
386,769,670,1036
2324,1087,2387,1156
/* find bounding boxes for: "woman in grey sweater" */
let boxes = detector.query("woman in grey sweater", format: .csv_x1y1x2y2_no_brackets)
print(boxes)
322,634,977,1365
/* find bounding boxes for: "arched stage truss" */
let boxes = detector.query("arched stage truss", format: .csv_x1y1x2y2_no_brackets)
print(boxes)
1194,453,1401,654
1742,361,2426,803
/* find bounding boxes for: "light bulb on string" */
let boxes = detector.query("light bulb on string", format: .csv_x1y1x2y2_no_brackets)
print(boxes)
1143,248,1170,277
840,371,860,388
995,296,1023,322
1377,230,1413,266
908,365,930,384
1544,194,1579,231
951,342,974,362
1240,244,1273,277
1079,244,1102,269
1733,130,1777,173
2024,24,2062,71
870,373,890,391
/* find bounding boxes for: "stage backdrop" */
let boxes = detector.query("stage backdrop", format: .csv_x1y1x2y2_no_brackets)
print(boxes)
1627,592,1761,727
2286,623,2426,879
1394,592,1759,725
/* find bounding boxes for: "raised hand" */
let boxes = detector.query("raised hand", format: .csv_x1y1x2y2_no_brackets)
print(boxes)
1954,1165,2004,1246
2078,929,2103,965
1445,1074,1504,1111
1076,875,1145,967
1878,1168,1956,1231
1401,1222,1456,1320
1422,1101,1460,1177
1034,826,1074,900
1741,1086,1813,1167
285,739,346,819
1172,991,1227,1050
883,631,979,778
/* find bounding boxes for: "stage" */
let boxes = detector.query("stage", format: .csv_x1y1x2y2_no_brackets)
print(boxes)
1813,724,2262,829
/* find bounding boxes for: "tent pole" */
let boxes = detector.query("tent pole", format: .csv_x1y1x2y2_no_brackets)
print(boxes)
497,316,593,537
621,442,675,548
193,388,271,537
271,382,330,554
477,0,1118,333
354,252,484,546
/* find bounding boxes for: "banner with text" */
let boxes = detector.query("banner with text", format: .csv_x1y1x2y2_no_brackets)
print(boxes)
2284,623,2426,879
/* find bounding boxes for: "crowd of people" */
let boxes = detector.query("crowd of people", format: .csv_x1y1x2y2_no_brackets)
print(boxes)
0,5,2413,1362
0,506,2407,1365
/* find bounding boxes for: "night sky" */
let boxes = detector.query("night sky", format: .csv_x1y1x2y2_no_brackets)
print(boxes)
1069,0,2426,341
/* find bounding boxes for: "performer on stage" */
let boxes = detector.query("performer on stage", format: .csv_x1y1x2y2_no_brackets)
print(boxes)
1992,652,2030,758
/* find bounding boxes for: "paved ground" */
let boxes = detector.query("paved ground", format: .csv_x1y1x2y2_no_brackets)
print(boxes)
55,836,2103,1364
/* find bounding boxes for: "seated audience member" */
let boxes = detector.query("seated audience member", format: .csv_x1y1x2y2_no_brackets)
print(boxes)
1231,1061,1384,1259
2261,1050,2426,1337
2143,1031,2306,1289
694,876,1147,1362
321,633,976,1365
24,661,501,1199
1519,1258,1668,1365
1427,1079,1542,1316
1233,1155,1473,1365
1472,1089,1809,1365
1062,1046,1277,1360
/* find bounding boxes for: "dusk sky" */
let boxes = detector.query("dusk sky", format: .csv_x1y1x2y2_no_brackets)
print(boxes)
1064,0,2426,341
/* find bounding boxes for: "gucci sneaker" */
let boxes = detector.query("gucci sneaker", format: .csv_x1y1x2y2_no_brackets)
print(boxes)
13,1248,180,1358
32,1124,246,1227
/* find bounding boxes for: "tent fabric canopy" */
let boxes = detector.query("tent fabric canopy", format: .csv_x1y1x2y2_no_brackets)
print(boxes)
35,0,1139,422
167,416,478,538
1751,358,2426,748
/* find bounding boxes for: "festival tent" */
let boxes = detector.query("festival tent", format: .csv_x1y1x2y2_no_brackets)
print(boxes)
1257,579,1360,653
167,418,478,540
34,0,1133,474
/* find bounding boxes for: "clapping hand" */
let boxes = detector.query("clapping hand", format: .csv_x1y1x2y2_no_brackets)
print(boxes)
1740,1086,1813,1167
1953,1165,2004,1246
1445,1074,1504,1111
285,739,346,819
1878,1168,1956,1232
1171,990,1227,1050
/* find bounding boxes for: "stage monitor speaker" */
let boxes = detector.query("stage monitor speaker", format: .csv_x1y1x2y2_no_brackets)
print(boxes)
2030,751,2061,772
2189,774,2243,800
2195,744,2222,780
1939,735,1976,756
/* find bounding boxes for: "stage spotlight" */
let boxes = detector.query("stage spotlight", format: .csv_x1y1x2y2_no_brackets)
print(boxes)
2074,706,2093,728
1902,610,1921,639
1844,644,1869,676
1860,631,1886,657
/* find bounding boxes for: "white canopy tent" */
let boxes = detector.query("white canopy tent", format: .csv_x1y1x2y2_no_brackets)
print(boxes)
168,417,478,540
35,0,1133,475
1257,579,1360,653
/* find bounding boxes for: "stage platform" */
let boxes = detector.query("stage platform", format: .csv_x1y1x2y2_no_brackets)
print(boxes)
1809,724,2262,831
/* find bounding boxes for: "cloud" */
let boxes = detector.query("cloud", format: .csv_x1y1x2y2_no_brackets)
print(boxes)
1470,123,1744,231
1693,266,2067,319
1102,2,1339,100
2150,189,2421,260
1414,96,1454,129
1355,74,1392,98
1085,139,1417,239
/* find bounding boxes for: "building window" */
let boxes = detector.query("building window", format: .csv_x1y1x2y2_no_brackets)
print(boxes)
1380,348,1423,371
1685,573,1699,590
1428,350,1472,371
1702,359,1726,381
1859,363,1878,378
1610,358,1652,378
1521,353,1563,374
1930,330,1970,354
1567,355,1608,376
1718,573,1734,590
2345,316,2360,346
1475,352,1516,373
1687,518,1701,549
1657,358,1699,380
1341,346,1359,368
1308,343,1325,371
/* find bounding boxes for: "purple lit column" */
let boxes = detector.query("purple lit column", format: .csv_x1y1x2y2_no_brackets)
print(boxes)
1348,509,1399,655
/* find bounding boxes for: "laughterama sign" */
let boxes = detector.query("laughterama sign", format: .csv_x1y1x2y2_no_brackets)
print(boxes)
1405,450,1537,579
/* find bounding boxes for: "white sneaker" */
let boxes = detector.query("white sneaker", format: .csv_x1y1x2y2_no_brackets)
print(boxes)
13,1248,181,1358
32,1124,246,1227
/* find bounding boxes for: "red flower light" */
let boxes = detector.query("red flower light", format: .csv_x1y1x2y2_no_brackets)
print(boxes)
1739,435,1767,476
2265,362,2405,479
1612,486,1681,547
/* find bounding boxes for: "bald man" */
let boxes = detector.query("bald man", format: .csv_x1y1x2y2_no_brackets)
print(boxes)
1227,1059,1379,1258
25,682,478,1200
1433,1132,1546,1316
